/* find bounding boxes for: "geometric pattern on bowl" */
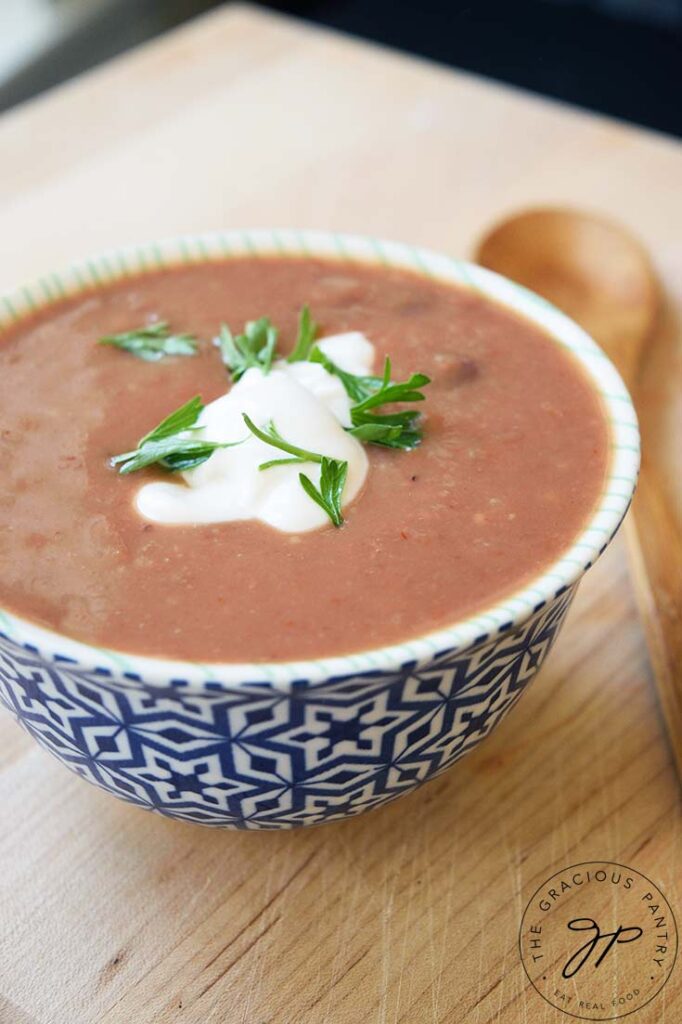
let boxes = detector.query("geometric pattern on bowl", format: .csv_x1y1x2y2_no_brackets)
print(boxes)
0,590,573,829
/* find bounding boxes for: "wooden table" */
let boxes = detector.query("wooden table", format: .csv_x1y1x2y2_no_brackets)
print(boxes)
0,6,680,1022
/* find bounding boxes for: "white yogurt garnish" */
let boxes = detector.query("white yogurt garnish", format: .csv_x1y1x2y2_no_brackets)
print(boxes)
135,333,375,532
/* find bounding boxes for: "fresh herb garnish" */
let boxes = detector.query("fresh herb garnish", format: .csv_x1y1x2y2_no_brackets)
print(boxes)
218,317,278,381
299,458,347,528
311,350,430,449
346,357,430,449
98,321,197,361
111,437,230,474
286,305,318,363
110,396,236,474
242,414,325,469
139,395,204,443
308,346,383,403
242,413,347,526
104,305,429,524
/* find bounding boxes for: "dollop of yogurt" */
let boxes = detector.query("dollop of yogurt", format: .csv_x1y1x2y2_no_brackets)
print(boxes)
135,332,375,532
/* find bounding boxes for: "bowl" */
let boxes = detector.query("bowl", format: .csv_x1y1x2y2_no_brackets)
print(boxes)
0,230,639,829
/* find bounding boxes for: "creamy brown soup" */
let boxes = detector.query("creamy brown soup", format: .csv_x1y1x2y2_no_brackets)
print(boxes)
0,257,608,662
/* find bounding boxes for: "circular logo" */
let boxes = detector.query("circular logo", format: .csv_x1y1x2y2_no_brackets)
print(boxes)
519,861,677,1020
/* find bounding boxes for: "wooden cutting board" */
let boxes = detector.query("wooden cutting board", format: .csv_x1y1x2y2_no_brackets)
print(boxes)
0,6,679,1022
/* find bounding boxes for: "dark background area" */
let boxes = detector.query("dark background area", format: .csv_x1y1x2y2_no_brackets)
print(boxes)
1,0,680,137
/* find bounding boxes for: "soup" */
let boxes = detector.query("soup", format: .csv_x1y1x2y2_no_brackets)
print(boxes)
0,257,608,662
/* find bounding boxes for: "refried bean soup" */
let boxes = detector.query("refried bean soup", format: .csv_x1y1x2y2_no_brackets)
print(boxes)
0,256,609,663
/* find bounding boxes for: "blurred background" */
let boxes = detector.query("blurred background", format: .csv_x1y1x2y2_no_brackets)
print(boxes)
1,0,680,135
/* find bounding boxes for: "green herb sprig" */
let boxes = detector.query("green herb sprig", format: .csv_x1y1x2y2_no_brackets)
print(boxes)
242,413,347,526
102,304,429,525
98,321,198,361
309,346,382,403
286,305,318,363
299,459,347,528
110,396,237,474
311,350,430,449
241,414,324,470
347,358,430,449
218,318,278,381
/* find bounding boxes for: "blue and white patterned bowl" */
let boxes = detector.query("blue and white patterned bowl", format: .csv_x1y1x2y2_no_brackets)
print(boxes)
0,230,639,829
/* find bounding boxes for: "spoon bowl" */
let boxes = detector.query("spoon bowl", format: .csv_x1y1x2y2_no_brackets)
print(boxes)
475,207,659,385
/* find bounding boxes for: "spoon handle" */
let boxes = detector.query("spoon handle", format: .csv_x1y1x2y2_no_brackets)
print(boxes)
627,466,682,781
471,209,680,778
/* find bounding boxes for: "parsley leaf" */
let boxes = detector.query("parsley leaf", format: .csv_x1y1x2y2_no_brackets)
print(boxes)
345,422,404,445
242,414,324,469
111,437,230,474
139,395,204,444
242,413,347,527
98,321,197,361
111,395,236,475
310,349,429,447
218,317,278,381
347,358,430,449
299,458,347,528
308,346,383,402
287,305,318,363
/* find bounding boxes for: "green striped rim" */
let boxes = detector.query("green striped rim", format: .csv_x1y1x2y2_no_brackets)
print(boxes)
0,229,639,690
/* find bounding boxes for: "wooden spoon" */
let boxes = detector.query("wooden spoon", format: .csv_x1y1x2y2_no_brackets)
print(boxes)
475,207,682,779
476,207,659,387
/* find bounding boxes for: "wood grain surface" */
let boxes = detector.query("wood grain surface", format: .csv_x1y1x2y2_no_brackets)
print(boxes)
0,6,680,1023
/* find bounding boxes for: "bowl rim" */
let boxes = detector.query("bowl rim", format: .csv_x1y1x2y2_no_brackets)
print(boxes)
0,228,640,690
